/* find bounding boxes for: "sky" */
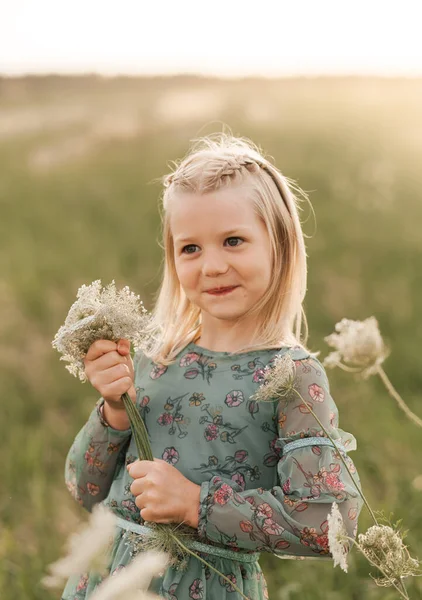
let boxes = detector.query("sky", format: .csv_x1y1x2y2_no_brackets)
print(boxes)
1,0,422,77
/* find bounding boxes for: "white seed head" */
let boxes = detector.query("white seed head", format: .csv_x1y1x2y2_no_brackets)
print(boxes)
90,550,168,600
323,316,390,378
251,353,297,403
357,524,421,586
42,505,117,588
52,280,152,381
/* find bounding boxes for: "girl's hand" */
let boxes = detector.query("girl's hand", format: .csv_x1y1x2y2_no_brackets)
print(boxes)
84,339,136,430
127,458,201,528
84,338,136,406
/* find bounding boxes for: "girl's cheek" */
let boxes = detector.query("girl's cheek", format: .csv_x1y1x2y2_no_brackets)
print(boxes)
174,262,187,284
177,264,197,287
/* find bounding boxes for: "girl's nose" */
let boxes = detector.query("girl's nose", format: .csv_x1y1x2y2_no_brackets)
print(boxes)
201,251,229,277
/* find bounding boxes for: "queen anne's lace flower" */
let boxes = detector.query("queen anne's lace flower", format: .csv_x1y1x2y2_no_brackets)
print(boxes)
42,505,117,588
323,316,390,379
52,280,152,381
327,502,349,573
357,525,421,587
250,353,296,402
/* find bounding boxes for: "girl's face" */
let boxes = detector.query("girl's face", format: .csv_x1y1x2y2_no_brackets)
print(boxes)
170,186,273,323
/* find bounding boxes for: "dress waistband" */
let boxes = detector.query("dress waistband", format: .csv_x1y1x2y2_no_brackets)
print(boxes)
116,517,261,564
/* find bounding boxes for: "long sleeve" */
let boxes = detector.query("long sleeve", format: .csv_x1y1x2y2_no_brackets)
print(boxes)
197,355,364,559
65,401,132,512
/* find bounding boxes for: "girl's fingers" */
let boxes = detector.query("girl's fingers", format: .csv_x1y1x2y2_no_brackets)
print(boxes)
85,339,117,361
97,363,132,386
85,339,131,363
117,339,131,355
83,339,135,402
129,479,144,496
101,377,134,400
88,350,133,373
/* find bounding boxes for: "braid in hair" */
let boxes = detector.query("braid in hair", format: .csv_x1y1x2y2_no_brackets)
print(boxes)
214,155,260,179
164,153,288,214
219,155,289,215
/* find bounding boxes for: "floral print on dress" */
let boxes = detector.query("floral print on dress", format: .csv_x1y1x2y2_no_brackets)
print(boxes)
84,441,108,477
225,390,244,407
157,394,190,439
260,415,283,467
189,392,205,406
193,450,261,488
199,476,337,555
230,357,267,381
86,482,100,496
162,582,178,600
150,363,168,379
189,578,204,599
309,382,325,402
121,499,137,513
219,573,237,592
179,351,217,383
162,446,180,465
246,397,260,419
292,459,348,501
199,403,248,443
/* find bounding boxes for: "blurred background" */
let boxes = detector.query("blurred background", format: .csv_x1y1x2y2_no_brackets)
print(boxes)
1,1,422,599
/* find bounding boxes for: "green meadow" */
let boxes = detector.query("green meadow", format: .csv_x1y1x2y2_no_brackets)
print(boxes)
1,74,421,599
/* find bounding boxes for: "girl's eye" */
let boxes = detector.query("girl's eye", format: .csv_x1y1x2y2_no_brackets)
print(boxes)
181,237,244,254
181,244,199,254
225,237,244,247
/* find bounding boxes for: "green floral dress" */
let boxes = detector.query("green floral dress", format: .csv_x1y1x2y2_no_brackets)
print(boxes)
62,342,363,599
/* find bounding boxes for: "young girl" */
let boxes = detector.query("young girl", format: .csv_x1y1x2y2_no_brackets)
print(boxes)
62,134,363,599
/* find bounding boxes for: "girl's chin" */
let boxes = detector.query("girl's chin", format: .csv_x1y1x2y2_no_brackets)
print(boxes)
201,306,248,320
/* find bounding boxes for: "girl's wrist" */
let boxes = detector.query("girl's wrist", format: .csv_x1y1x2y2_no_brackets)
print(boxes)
98,399,131,431
184,483,201,529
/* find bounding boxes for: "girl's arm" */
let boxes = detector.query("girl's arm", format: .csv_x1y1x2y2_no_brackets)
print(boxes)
64,399,132,512
197,357,364,559
65,347,149,512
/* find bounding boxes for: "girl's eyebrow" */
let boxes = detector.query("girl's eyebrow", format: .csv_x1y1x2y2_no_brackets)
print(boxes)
174,227,253,244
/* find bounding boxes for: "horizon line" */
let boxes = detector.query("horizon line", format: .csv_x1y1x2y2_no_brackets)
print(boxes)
2,70,422,81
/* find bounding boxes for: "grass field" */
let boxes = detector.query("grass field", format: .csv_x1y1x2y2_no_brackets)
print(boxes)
1,74,421,599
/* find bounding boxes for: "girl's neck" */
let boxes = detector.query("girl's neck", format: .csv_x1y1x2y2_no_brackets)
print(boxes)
194,321,259,354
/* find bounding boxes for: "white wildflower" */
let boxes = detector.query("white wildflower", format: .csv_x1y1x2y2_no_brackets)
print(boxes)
42,505,117,588
52,280,152,381
327,502,350,573
90,550,168,600
251,353,296,402
357,525,421,587
323,317,390,379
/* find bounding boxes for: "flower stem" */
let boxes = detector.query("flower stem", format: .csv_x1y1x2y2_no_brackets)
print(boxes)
120,392,251,599
292,388,378,525
398,577,410,599
121,392,153,461
376,366,422,429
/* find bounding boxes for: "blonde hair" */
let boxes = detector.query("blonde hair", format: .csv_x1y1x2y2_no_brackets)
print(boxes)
145,133,314,365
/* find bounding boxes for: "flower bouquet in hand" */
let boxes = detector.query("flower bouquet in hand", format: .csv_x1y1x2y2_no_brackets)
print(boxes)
52,280,251,600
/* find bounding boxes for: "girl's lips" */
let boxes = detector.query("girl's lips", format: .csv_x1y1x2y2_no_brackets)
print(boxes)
206,286,238,295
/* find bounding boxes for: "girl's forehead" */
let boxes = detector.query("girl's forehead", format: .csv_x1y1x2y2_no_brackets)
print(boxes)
169,187,257,229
